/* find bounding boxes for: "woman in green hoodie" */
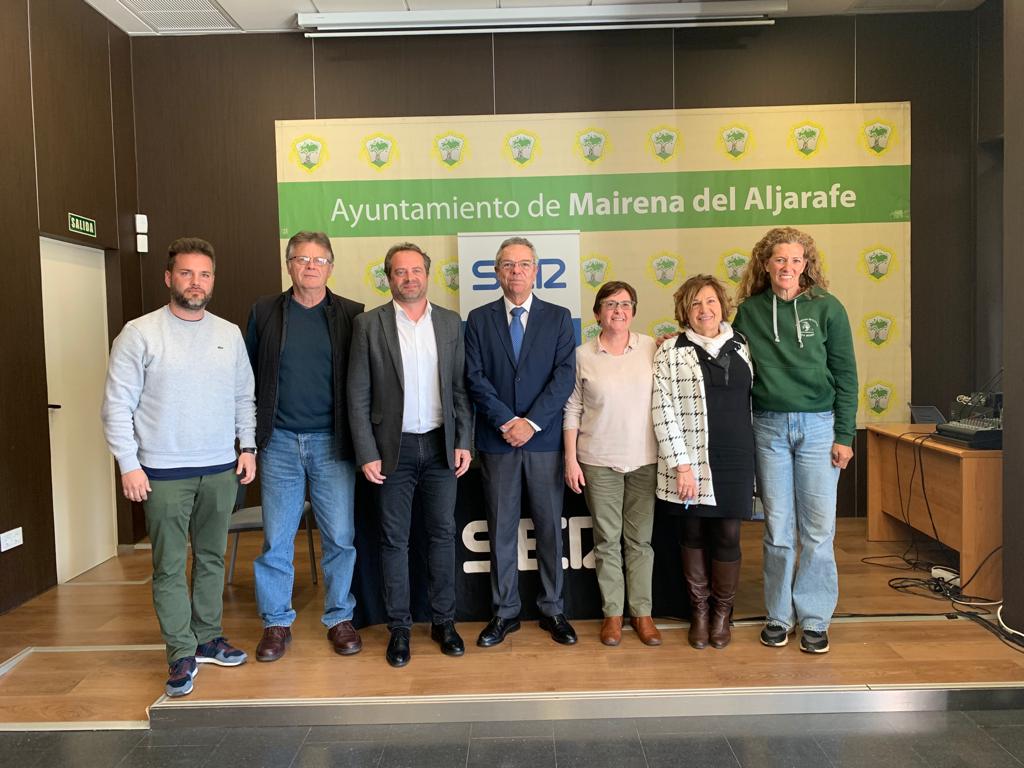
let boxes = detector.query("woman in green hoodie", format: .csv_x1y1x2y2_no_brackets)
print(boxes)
733,227,858,655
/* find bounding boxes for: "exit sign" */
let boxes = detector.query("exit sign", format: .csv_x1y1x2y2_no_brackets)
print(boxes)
68,212,97,238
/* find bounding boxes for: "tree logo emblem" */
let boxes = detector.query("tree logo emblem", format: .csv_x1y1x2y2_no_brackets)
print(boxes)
434,133,467,169
649,127,679,161
650,319,680,337
790,122,824,157
719,125,751,159
859,247,896,280
290,135,327,173
861,120,895,155
798,318,820,338
864,381,894,415
719,251,750,285
581,256,610,288
648,252,682,287
505,130,539,167
436,261,460,293
366,262,390,295
362,134,396,170
862,313,895,347
576,128,609,163
582,322,601,341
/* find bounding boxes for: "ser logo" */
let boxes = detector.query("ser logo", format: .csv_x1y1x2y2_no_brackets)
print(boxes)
470,258,568,291
461,516,596,573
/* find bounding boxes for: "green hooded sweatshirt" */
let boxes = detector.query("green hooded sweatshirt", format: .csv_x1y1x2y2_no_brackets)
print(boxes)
733,288,858,446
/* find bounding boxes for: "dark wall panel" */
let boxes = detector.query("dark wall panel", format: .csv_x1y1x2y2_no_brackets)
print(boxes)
495,29,674,114
857,13,974,415
977,0,1003,142
316,35,494,118
132,34,314,329
674,17,855,108
106,23,145,543
0,0,56,613
30,0,118,249
1001,1,1023,626
107,23,141,327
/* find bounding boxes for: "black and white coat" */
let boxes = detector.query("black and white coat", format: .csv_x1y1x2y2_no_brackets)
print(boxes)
651,332,753,506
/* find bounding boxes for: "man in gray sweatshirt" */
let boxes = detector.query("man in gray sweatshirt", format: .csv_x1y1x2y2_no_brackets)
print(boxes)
102,237,257,698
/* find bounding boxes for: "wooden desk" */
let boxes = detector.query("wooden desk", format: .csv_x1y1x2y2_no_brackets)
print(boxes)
867,423,1003,601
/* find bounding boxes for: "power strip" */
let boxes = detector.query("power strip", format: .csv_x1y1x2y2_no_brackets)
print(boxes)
931,566,961,587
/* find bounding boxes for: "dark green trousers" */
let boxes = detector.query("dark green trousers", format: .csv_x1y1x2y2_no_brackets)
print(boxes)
143,468,237,663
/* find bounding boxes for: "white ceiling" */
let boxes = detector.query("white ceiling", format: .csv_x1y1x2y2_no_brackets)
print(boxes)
84,0,984,36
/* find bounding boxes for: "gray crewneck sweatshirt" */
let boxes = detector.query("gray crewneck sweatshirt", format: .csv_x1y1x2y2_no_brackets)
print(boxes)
102,305,256,474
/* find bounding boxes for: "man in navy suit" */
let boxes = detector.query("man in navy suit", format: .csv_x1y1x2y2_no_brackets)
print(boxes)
464,236,578,647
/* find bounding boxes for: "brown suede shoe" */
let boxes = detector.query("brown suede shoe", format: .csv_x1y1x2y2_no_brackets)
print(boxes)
629,616,662,646
255,626,291,662
600,616,623,646
328,620,362,655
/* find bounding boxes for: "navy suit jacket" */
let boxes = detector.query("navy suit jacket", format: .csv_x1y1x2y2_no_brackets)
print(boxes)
464,295,576,454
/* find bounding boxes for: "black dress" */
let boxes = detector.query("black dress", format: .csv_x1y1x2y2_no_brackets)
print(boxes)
659,336,755,520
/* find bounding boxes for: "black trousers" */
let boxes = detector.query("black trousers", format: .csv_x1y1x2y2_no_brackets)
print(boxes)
378,430,458,630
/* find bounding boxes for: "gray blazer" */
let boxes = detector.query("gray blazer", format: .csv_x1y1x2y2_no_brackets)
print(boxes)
347,301,472,475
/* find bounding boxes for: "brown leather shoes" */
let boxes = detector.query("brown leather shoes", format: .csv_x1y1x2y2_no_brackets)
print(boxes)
600,616,623,646
629,616,662,646
256,626,291,662
327,620,362,655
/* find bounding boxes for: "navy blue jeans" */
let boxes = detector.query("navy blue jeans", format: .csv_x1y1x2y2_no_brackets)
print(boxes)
254,429,357,629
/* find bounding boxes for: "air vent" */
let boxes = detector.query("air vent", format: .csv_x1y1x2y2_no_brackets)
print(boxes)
120,0,238,33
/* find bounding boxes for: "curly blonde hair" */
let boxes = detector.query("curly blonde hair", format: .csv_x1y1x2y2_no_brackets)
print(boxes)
673,274,734,329
735,227,828,303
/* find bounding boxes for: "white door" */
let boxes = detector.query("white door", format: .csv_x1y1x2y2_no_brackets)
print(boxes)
40,236,117,582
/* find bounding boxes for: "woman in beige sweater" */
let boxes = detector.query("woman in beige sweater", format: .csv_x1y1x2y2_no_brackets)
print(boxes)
563,281,661,648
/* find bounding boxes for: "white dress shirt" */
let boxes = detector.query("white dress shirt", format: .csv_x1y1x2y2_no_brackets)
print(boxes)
394,301,443,434
503,292,534,331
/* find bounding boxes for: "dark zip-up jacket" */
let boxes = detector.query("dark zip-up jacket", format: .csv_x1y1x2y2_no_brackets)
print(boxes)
245,287,364,454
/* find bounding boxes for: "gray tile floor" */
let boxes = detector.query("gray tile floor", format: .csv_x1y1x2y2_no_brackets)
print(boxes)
1,710,1022,768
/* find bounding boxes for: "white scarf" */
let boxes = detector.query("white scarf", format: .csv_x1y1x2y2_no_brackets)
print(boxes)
684,321,734,358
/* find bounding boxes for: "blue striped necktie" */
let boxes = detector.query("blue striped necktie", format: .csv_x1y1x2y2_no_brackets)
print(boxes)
510,306,525,362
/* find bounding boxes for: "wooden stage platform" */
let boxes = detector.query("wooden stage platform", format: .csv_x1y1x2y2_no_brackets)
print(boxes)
1,519,1022,730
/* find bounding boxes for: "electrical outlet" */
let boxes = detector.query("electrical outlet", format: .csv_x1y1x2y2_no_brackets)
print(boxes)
0,527,24,552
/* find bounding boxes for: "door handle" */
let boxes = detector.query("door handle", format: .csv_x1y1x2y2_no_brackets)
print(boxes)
48,403,62,410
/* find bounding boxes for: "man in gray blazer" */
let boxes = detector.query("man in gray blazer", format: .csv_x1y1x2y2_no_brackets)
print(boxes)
348,242,473,667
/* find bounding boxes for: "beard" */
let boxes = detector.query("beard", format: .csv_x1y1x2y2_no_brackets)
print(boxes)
170,285,212,311
394,281,425,302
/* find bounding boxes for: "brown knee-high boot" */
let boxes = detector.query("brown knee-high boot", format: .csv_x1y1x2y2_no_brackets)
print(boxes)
682,547,710,649
709,558,741,649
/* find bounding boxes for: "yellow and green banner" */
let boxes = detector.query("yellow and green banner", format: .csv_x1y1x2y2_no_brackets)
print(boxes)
276,103,910,425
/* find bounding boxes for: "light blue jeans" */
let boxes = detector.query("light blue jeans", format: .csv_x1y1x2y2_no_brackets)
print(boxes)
254,429,357,629
753,411,840,633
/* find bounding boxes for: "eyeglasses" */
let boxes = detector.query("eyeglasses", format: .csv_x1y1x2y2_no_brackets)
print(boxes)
498,260,536,272
288,255,333,267
600,300,636,311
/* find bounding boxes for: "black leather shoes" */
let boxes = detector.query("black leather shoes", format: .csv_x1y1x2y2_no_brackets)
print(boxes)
476,616,521,647
430,621,465,657
539,614,578,645
386,628,411,668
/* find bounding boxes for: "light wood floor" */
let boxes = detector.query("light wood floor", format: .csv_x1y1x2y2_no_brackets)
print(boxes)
1,519,1021,726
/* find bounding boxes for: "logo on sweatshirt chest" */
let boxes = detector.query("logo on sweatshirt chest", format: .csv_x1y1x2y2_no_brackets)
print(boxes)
798,318,820,338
